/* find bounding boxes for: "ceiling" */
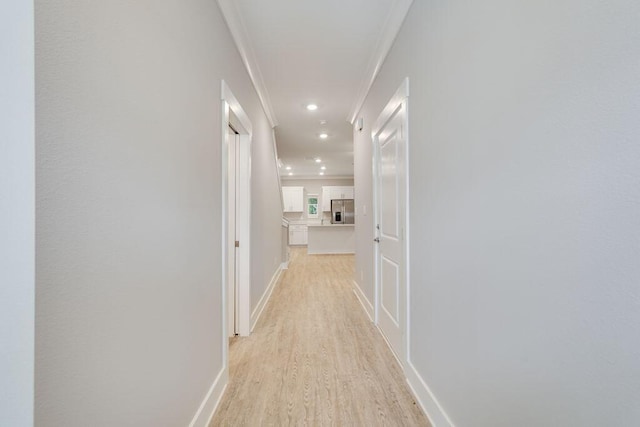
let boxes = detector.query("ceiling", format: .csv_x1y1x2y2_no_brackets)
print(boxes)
218,0,413,179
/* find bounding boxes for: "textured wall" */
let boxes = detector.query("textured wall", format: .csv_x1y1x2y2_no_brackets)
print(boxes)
355,0,640,425
0,1,35,425
35,0,280,425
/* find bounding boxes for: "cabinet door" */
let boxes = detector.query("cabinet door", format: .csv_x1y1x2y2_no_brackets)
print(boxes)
289,227,306,245
330,188,343,201
322,187,332,211
291,187,304,212
283,187,304,212
343,186,354,199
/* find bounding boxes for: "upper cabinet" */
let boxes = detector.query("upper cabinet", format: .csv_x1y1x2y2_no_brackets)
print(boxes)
321,186,354,211
282,186,304,212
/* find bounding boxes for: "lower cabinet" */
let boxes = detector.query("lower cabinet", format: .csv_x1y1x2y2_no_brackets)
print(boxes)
289,224,308,245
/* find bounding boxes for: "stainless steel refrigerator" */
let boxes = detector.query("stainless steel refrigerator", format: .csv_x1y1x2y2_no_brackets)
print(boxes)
331,199,355,224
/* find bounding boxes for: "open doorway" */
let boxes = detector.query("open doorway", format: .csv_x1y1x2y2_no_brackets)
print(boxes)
221,81,252,357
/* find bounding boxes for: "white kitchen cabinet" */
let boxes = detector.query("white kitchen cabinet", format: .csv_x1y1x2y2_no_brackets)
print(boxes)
321,186,354,211
289,224,308,245
340,187,354,199
321,187,332,212
282,186,304,212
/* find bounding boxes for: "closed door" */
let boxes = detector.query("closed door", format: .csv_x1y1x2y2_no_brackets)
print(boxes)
374,95,407,361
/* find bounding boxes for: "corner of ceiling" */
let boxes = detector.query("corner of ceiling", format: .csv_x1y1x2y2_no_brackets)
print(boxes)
346,0,414,125
217,0,279,128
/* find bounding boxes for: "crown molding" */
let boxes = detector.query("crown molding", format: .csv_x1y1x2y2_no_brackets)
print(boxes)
347,0,414,125
217,0,278,128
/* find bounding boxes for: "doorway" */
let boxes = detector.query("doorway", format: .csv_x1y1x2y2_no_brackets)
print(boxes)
221,81,252,357
227,124,239,337
373,78,409,364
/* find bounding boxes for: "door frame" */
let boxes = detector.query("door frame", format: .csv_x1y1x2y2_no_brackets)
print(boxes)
372,77,410,365
226,126,239,338
221,80,252,360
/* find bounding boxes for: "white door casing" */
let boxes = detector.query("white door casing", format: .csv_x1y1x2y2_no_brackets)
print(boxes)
373,78,409,364
221,80,253,374
227,126,238,337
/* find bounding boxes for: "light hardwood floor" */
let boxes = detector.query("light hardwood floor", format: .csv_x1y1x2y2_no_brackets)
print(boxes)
210,247,430,426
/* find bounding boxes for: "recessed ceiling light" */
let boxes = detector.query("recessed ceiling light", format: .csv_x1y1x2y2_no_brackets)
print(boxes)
306,104,318,111
285,166,291,170
320,166,326,170
288,172,293,176
315,158,322,163
319,172,324,176
319,133,328,139
319,120,327,125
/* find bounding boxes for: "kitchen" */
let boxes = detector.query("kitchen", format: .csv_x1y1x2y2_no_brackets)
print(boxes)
281,178,355,255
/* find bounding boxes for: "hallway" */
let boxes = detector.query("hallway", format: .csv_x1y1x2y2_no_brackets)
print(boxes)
211,248,429,426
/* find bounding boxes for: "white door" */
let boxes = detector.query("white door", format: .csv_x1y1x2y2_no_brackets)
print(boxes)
227,126,239,337
373,81,408,361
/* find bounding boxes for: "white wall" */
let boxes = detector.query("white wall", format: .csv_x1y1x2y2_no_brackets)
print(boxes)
355,0,640,425
0,2,35,425
35,0,281,425
250,119,285,311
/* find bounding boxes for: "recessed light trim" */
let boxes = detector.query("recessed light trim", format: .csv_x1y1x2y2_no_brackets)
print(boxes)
320,166,326,170
306,104,318,111
285,166,291,170
319,133,328,139
319,172,324,176
288,172,293,176
315,158,322,163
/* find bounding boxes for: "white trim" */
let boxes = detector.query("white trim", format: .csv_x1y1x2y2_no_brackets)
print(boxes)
372,77,410,366
352,280,374,322
1,2,35,424
405,361,455,427
348,0,414,124
369,320,454,427
376,323,403,369
236,132,252,337
280,261,289,270
221,80,253,344
188,368,228,427
371,78,410,136
250,265,283,332
217,0,278,128
221,81,253,136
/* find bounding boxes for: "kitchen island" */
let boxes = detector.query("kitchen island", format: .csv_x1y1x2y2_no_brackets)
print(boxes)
307,223,355,255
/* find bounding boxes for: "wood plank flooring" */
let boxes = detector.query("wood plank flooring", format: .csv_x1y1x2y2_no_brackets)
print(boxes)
210,247,430,426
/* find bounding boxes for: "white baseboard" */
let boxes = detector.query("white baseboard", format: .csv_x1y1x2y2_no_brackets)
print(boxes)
355,274,453,427
189,367,228,427
280,261,289,270
405,360,455,427
250,265,283,332
352,280,374,322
